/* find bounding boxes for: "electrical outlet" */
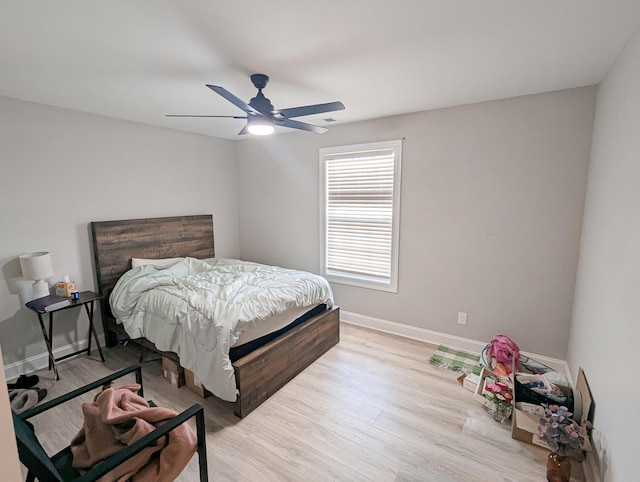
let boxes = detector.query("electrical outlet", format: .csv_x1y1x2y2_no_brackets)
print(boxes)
457,312,467,325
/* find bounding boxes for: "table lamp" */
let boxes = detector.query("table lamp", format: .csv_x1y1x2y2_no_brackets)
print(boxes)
19,251,54,300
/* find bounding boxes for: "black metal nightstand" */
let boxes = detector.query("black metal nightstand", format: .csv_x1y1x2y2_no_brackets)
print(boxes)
25,290,105,380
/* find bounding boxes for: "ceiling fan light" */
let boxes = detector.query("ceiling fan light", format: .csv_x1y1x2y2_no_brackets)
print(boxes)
247,117,274,136
247,124,274,136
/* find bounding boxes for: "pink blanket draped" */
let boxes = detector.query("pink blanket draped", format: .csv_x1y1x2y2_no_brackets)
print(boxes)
70,383,197,482
486,334,521,373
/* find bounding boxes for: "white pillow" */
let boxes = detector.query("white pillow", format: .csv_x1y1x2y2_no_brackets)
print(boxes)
131,257,184,269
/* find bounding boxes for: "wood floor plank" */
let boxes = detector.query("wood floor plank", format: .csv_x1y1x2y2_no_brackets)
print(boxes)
19,323,585,481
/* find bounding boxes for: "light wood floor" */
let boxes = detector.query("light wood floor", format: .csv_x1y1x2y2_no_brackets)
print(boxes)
22,323,585,481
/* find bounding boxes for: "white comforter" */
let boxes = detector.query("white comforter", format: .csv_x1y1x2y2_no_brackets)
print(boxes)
110,257,334,401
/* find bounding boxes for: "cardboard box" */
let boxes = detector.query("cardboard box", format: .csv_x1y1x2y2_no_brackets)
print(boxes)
457,372,481,392
473,367,504,407
184,369,211,398
511,366,592,453
162,356,185,388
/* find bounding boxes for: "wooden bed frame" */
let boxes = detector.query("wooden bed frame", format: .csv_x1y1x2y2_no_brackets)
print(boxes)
90,214,340,418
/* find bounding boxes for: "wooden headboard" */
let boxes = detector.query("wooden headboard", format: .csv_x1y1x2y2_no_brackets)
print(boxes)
90,214,215,345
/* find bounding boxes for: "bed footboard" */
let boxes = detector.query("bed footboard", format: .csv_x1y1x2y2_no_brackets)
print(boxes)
233,305,340,418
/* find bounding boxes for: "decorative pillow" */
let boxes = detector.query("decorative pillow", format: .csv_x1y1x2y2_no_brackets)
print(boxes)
131,257,184,269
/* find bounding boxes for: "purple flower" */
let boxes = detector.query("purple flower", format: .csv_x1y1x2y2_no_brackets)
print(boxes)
537,403,591,457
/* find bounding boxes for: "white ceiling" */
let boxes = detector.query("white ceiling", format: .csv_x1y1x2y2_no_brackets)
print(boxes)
2,1,640,140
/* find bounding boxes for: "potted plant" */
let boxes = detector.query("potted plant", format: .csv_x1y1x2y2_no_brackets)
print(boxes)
538,404,591,482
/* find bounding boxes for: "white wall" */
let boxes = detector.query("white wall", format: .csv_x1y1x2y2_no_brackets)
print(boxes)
0,96,239,368
237,87,595,360
568,27,640,481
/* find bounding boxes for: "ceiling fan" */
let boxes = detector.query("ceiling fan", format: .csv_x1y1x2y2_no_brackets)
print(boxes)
167,74,345,136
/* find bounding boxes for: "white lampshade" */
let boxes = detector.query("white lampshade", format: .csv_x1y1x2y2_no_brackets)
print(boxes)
19,252,54,299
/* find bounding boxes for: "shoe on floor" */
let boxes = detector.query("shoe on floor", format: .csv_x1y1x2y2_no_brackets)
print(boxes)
9,387,47,414
7,374,40,390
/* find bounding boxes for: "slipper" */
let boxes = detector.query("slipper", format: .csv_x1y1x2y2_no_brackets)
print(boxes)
7,374,40,390
9,387,47,414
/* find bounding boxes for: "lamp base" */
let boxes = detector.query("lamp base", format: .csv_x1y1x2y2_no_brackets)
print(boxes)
31,280,50,300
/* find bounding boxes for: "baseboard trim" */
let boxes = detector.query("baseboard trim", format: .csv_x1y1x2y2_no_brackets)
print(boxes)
7,313,570,385
3,335,106,382
340,310,570,380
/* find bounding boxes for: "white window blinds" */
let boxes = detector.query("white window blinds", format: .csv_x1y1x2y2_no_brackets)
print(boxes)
320,140,402,292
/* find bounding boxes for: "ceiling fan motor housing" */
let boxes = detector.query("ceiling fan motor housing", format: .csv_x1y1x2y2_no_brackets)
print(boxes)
249,74,274,114
249,92,274,115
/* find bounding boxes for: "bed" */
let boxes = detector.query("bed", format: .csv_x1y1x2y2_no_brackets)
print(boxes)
90,214,340,417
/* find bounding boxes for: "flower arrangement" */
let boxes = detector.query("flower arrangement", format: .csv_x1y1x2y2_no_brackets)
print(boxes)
482,378,514,423
483,379,513,406
538,404,591,457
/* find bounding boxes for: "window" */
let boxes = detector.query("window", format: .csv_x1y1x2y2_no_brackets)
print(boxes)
320,140,402,292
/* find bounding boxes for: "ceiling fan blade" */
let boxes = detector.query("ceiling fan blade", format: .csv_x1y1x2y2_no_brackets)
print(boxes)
277,118,328,134
166,114,247,118
277,101,345,119
206,84,262,115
